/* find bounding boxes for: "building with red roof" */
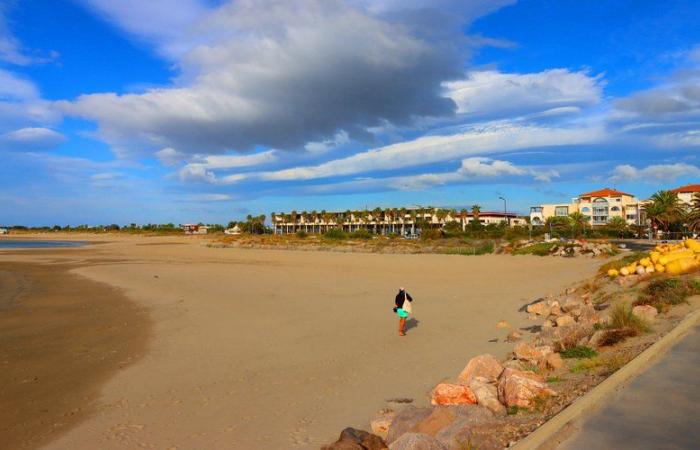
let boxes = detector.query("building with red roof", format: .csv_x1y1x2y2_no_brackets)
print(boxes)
670,184,700,205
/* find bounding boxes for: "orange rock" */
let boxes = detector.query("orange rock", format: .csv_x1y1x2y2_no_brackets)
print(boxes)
457,354,504,384
468,377,506,416
497,368,556,408
545,353,564,370
431,383,477,406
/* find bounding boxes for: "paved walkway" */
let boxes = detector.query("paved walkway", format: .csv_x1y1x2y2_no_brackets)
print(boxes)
558,324,700,450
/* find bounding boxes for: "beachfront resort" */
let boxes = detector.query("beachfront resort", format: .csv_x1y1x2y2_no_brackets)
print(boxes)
269,184,699,236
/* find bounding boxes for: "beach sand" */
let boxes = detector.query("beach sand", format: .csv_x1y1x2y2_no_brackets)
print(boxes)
0,235,599,449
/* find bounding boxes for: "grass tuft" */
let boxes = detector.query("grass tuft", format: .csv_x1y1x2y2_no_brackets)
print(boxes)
609,302,650,334
560,346,598,359
634,277,700,312
513,242,558,256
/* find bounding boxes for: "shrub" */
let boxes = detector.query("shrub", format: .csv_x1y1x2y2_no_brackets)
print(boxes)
560,346,598,359
634,277,700,312
609,302,650,334
296,230,308,239
323,228,347,240
420,228,443,240
512,242,557,256
348,229,372,240
443,241,494,256
598,328,638,346
570,357,604,373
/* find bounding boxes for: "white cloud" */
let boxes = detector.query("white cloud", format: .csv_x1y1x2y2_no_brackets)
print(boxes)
445,69,603,118
457,157,526,177
255,123,602,182
185,193,233,202
0,127,65,151
611,163,700,182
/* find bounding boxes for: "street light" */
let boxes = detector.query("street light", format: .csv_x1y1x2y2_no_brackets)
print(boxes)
498,196,509,227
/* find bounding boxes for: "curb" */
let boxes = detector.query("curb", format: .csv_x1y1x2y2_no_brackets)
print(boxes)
513,307,700,450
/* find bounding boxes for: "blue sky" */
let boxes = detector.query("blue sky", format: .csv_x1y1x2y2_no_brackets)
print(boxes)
1,0,699,226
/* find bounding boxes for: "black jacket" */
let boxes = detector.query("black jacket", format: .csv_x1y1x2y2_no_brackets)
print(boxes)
395,290,413,308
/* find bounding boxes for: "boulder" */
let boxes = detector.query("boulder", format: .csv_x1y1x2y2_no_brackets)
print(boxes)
526,301,551,316
632,305,658,323
386,407,433,444
496,320,511,329
542,319,554,328
434,412,502,450
548,301,562,316
555,315,575,327
577,304,600,326
389,433,447,450
457,354,504,384
371,411,396,440
431,384,477,406
497,368,556,408
323,427,388,450
587,329,606,348
468,377,506,416
545,353,564,370
513,343,552,363
561,297,582,313
410,407,457,436
506,331,523,342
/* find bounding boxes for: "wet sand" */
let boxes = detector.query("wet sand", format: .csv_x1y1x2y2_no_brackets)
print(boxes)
0,235,599,449
0,261,149,450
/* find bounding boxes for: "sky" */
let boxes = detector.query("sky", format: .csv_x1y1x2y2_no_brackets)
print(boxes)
1,0,699,226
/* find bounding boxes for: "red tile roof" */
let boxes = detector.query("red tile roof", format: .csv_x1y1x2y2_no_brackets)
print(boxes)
670,184,700,193
579,188,633,198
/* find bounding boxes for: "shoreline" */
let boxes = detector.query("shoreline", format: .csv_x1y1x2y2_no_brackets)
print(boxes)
0,261,150,450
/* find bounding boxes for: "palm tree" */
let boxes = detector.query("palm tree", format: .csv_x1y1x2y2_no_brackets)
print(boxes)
460,208,468,231
569,211,590,237
646,190,683,237
607,216,628,237
687,192,700,233
471,204,481,226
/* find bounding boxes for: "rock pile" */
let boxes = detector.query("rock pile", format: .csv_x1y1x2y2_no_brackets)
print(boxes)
518,240,615,257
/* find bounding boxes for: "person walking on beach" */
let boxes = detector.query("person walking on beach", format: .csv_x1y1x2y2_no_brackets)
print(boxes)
393,287,413,336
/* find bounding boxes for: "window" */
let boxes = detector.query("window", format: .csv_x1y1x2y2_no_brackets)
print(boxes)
592,198,609,224
611,206,620,211
530,207,543,213
581,207,590,213
555,206,569,216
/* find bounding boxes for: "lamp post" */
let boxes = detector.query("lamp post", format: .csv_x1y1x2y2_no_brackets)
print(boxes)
499,196,509,227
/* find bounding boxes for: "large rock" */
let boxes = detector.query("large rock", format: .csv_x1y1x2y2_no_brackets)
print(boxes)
632,305,658,323
577,304,600,326
457,354,504,384
587,329,606,348
513,342,552,363
323,427,388,450
371,411,396,440
545,352,564,370
410,407,458,437
389,433,447,450
386,407,433,444
468,377,506,416
432,406,501,450
431,383,477,406
497,368,556,408
555,315,575,327
526,301,551,316
561,297,582,313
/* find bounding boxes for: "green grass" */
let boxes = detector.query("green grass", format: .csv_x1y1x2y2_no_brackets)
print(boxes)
634,277,700,312
598,251,649,275
546,376,563,383
443,241,494,256
609,302,650,333
512,242,558,256
570,357,604,373
560,346,598,359
322,228,347,240
508,405,530,415
348,229,373,240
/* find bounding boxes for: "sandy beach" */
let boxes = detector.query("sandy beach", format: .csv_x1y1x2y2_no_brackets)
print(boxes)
0,235,599,449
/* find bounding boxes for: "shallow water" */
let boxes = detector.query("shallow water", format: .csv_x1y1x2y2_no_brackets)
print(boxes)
0,240,86,249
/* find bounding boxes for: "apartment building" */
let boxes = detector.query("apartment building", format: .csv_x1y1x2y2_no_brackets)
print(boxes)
530,188,645,227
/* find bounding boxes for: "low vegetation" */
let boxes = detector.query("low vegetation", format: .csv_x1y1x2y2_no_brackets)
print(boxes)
512,242,558,256
634,277,700,312
609,302,650,334
560,346,597,359
442,241,494,256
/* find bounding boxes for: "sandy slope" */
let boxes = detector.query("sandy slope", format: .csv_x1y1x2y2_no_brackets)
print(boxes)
1,236,599,449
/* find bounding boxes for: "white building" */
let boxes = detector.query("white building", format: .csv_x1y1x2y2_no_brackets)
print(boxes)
182,224,208,235
0,228,7,235
670,184,700,206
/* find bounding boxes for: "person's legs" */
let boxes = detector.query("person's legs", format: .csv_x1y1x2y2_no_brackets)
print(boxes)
399,317,406,336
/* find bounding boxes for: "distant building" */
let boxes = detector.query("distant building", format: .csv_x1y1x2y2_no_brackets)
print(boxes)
530,188,646,227
182,224,208,235
224,225,242,235
271,207,526,235
0,228,7,235
670,184,700,206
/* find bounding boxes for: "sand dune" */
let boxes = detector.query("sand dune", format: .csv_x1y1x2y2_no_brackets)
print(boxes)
0,236,599,449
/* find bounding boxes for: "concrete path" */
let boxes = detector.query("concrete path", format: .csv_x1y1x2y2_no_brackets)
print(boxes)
558,324,700,450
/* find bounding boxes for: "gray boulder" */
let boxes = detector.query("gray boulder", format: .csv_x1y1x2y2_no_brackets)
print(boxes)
389,433,447,450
